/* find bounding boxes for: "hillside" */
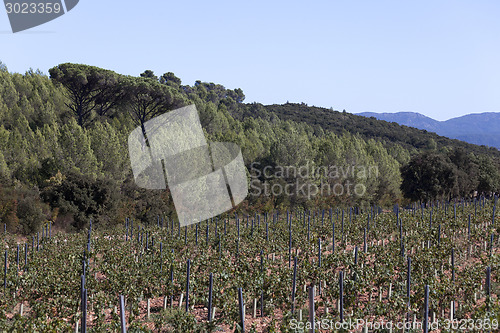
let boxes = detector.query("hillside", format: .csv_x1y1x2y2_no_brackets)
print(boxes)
241,103,500,158
358,111,500,149
0,62,498,234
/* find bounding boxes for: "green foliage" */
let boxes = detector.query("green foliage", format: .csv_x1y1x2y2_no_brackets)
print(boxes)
159,72,182,86
16,190,47,235
121,75,187,133
41,172,119,230
401,152,457,202
0,61,498,234
0,185,18,232
49,63,125,126
121,179,174,226
477,155,500,193
401,149,500,202
153,308,216,332
58,118,101,178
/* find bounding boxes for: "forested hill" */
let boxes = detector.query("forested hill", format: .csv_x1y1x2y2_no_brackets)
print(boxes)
0,62,498,234
357,111,500,149
241,103,500,158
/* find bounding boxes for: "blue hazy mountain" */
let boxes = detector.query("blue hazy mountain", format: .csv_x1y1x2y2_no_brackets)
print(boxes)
357,112,500,149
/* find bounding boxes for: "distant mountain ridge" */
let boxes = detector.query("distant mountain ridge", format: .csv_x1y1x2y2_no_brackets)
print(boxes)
357,112,500,149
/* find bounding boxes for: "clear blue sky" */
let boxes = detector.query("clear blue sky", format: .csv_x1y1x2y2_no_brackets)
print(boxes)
1,0,499,121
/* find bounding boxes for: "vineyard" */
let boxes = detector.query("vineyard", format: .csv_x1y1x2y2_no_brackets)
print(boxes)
1,197,499,332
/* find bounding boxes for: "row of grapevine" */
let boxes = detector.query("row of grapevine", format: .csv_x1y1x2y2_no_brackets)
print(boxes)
0,196,498,331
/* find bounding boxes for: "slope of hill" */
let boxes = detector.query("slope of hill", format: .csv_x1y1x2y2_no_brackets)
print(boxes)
357,111,500,149
242,103,500,158
0,63,499,234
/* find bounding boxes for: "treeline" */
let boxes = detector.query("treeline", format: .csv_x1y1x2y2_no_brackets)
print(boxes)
0,62,498,234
